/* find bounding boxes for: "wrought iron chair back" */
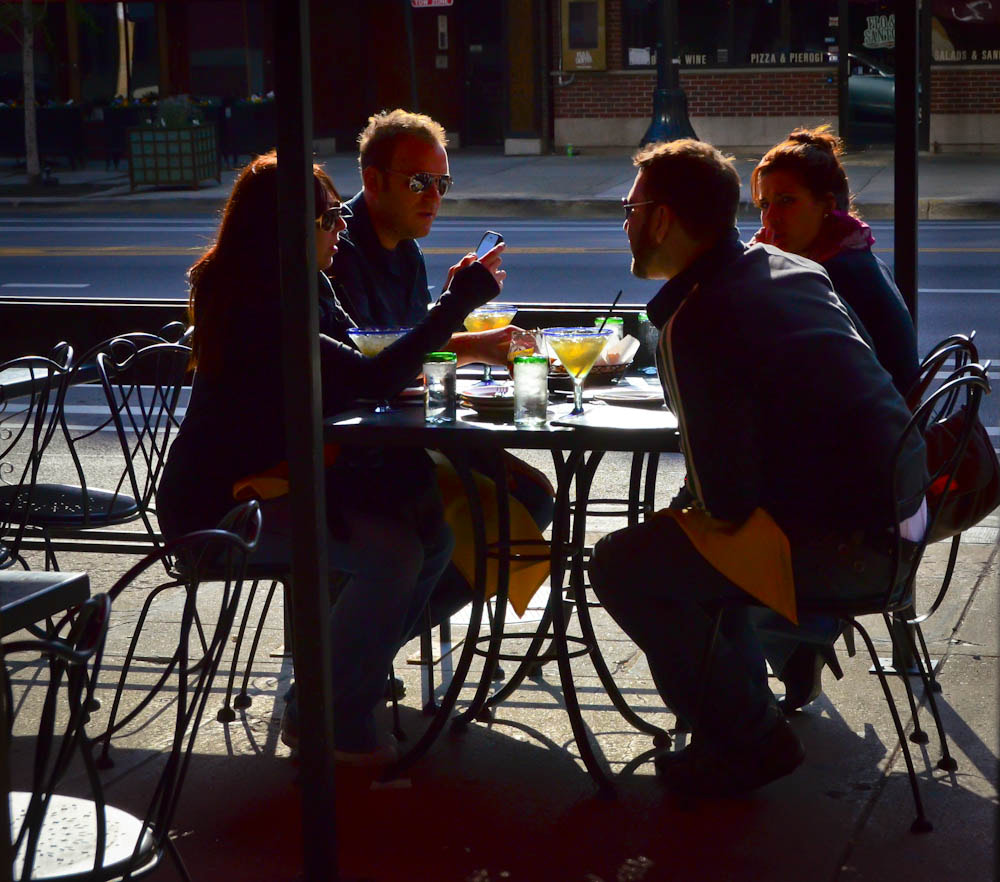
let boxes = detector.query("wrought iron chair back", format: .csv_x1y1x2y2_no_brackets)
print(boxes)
905,330,978,415
23,336,190,569
0,343,73,571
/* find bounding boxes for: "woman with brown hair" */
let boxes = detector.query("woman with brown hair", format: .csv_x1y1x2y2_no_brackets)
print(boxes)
156,151,504,764
749,127,922,711
751,125,919,396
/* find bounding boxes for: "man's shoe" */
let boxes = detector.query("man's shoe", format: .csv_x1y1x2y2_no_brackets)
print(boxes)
655,717,804,797
778,645,826,712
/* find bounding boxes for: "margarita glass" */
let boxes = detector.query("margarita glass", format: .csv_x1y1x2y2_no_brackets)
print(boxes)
347,327,412,413
542,327,614,415
463,304,518,384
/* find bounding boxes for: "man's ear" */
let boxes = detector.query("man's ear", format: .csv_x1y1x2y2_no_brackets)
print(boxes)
361,165,381,196
649,202,673,244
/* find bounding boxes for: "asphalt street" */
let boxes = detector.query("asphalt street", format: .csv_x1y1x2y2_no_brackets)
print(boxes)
4,212,998,434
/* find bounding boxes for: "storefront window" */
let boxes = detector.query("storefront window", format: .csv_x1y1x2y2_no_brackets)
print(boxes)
622,0,837,69
931,0,1000,63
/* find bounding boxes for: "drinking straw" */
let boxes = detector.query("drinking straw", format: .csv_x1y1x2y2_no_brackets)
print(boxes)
597,290,624,332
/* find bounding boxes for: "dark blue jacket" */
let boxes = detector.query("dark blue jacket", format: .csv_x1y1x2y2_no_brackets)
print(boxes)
328,191,431,328
647,231,926,536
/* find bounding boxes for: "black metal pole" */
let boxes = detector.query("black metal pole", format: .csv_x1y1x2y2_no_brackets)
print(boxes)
894,0,919,326
1,665,12,882
273,2,339,879
640,0,696,145
891,0,920,676
404,0,419,111
122,2,132,100
919,0,932,152
838,0,849,145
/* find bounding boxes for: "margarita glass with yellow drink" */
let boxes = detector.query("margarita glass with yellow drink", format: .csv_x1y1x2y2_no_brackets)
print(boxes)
542,327,614,415
463,304,518,384
347,327,411,413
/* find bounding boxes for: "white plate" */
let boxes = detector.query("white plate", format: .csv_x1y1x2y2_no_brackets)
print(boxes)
591,387,664,408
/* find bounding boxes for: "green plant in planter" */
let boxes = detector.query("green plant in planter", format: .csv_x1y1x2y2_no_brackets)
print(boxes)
154,96,204,129
128,95,219,191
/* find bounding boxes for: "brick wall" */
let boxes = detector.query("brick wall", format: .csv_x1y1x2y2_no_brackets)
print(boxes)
554,70,838,119
930,67,1000,113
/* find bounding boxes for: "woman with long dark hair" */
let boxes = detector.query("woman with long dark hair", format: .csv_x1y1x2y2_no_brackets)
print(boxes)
157,151,504,764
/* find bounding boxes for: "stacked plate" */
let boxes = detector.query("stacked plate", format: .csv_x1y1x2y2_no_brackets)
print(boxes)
591,386,665,408
460,383,516,418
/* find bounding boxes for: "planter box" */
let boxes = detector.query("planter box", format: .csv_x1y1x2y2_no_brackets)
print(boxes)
127,124,221,191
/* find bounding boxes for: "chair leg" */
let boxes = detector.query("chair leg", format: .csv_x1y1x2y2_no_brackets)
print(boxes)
389,664,406,742
484,598,506,681
842,626,856,658
165,832,195,882
216,579,261,722
913,622,942,693
901,619,958,772
233,580,280,710
855,620,933,833
885,614,930,746
420,608,438,715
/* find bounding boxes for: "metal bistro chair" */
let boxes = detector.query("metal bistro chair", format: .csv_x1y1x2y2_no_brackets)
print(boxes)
689,369,990,834
900,332,982,694
0,343,73,573
79,502,259,881
21,338,191,570
5,593,112,881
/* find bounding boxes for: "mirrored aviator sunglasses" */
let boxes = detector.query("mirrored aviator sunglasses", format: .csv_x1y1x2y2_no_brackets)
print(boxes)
412,172,451,196
398,171,452,197
316,202,351,232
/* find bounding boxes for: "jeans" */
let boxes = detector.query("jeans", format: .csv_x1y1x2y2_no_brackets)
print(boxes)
588,515,905,753
256,495,454,751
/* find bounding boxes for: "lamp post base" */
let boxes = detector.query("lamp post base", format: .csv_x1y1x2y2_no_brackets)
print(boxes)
640,88,698,145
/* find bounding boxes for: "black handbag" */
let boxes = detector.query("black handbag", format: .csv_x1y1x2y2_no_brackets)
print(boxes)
924,406,1000,542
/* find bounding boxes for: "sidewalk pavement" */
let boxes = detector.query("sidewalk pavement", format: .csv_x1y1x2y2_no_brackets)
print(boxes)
2,147,1000,219
6,437,998,882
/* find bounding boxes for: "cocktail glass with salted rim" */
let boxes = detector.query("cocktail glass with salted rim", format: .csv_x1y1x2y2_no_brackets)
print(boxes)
542,327,614,416
463,304,518,384
347,327,412,413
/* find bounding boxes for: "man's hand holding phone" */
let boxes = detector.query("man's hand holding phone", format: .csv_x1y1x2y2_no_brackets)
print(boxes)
445,230,506,293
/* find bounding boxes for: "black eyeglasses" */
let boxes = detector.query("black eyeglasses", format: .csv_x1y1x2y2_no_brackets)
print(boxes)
383,168,453,197
316,202,351,232
622,199,656,219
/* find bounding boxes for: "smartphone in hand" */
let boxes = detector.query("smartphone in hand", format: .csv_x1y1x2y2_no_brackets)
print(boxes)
475,230,504,258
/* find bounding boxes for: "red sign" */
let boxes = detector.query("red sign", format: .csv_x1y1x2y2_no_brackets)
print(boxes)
411,0,453,6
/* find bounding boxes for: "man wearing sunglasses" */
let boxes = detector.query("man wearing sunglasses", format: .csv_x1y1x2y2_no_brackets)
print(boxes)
330,109,555,633
330,109,511,369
